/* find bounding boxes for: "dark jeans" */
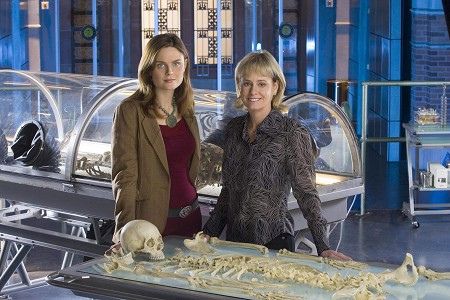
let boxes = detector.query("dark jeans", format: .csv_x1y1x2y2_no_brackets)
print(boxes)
264,232,295,252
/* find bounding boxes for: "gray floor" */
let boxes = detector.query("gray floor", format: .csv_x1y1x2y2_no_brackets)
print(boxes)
3,147,450,299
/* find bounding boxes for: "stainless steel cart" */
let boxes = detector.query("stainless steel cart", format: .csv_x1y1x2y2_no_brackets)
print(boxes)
403,123,450,228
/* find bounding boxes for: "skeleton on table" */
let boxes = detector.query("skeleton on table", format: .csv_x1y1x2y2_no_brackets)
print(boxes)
104,221,450,300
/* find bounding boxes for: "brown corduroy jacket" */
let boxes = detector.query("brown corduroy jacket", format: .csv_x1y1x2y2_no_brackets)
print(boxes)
111,97,200,242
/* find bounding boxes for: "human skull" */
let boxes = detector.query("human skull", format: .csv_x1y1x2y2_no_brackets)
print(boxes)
119,219,165,260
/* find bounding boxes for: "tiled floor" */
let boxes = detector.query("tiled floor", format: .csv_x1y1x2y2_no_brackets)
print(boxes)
3,147,450,299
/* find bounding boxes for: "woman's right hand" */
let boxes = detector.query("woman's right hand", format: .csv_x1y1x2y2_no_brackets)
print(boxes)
200,233,210,242
105,241,121,255
194,231,210,242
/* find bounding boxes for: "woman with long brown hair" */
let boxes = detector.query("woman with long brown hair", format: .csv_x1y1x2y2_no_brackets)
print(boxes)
111,33,201,242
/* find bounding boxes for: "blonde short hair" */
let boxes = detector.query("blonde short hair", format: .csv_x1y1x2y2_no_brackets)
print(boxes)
234,50,287,112
135,33,194,117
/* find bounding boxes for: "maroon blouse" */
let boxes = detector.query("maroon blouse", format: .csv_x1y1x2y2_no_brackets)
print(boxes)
159,118,201,237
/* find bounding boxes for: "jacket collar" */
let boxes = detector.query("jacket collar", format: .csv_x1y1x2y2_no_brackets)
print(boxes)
242,109,284,142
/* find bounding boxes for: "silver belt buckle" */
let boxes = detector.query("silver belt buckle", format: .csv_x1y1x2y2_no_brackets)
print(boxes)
179,205,192,218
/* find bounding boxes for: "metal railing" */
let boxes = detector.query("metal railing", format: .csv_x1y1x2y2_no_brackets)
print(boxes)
360,80,450,215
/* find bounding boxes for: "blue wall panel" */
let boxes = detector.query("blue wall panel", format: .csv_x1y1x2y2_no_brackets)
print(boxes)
317,0,336,95
0,1,11,38
40,2,57,72
367,0,403,161
0,1,12,68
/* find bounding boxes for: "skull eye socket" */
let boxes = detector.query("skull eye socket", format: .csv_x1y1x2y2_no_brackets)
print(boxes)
146,238,155,248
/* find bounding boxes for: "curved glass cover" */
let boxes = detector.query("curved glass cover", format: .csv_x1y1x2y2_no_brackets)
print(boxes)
73,81,137,180
0,71,360,197
0,70,126,177
285,93,360,178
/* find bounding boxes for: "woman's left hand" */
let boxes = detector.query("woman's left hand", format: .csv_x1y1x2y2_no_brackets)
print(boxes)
320,249,352,261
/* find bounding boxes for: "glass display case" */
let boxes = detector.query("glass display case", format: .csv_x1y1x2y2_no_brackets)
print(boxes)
0,70,362,264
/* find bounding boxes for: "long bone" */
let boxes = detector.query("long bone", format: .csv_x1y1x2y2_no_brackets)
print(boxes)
417,266,450,281
379,253,418,286
277,249,368,270
209,237,269,255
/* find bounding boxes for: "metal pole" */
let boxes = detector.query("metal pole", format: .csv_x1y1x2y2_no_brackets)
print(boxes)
154,0,159,35
55,0,60,72
27,0,41,71
360,83,368,215
12,243,31,286
216,0,222,91
0,241,13,272
0,245,32,290
117,0,124,76
278,0,283,70
92,0,97,75
251,0,257,51
363,80,450,86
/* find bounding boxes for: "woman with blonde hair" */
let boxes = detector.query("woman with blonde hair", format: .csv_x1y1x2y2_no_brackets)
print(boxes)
203,50,350,261
111,33,201,243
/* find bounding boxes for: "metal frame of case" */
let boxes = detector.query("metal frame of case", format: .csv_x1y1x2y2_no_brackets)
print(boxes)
0,70,363,294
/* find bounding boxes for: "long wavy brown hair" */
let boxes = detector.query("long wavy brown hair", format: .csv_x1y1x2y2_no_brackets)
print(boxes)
132,33,194,117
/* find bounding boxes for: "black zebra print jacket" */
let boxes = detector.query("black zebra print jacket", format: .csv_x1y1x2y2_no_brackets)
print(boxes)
203,109,330,255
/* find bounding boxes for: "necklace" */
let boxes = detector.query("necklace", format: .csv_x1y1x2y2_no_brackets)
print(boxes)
157,98,177,128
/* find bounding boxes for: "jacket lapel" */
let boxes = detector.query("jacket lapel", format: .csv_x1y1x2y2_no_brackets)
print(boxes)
142,117,169,174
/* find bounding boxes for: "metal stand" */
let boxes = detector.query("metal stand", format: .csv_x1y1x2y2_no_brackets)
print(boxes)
0,241,32,289
0,202,108,295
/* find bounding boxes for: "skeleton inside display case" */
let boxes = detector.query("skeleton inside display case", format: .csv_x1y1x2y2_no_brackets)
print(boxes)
0,70,363,293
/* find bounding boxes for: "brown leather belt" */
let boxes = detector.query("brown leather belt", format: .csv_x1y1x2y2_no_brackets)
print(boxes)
168,198,199,218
